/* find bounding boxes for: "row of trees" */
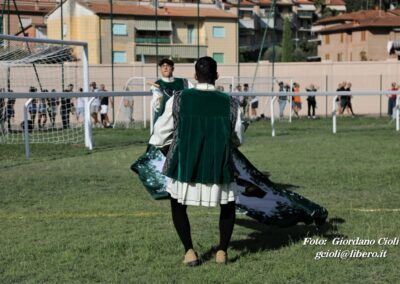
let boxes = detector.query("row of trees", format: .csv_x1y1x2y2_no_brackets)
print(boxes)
263,18,317,62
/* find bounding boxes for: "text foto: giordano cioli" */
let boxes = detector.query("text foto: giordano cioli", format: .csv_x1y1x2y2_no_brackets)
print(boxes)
303,237,400,246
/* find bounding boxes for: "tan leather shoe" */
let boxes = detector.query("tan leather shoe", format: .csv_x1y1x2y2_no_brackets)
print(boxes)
183,249,199,267
215,250,227,264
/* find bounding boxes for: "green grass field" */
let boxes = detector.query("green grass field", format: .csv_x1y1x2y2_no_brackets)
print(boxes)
1,117,399,283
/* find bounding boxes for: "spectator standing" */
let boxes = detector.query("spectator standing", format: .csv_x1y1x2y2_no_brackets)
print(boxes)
99,84,112,128
75,87,86,126
388,82,398,118
27,86,38,128
61,83,73,129
38,89,48,129
0,90,4,133
336,82,345,113
306,84,318,119
6,93,16,132
90,81,101,127
247,83,258,119
292,82,301,118
341,82,355,117
122,96,135,127
278,81,288,118
47,89,59,128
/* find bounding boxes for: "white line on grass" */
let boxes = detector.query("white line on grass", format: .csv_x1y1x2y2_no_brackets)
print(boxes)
1,209,399,220
353,209,400,212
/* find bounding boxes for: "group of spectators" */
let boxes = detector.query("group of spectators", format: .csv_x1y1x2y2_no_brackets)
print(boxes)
227,83,259,119
89,81,112,128
0,82,113,133
277,81,319,119
26,84,77,130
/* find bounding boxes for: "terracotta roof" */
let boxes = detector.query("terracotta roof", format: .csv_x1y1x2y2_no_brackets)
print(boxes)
318,23,356,33
81,2,154,16
389,9,400,16
231,1,256,7
80,2,236,19
315,9,392,25
258,0,273,5
294,0,314,4
1,3,56,14
318,14,400,33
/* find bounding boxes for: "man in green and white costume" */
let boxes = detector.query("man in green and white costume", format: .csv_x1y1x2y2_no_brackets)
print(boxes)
149,57,244,266
150,58,193,125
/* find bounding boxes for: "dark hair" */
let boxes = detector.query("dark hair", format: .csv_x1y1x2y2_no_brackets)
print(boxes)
158,58,174,67
195,56,217,84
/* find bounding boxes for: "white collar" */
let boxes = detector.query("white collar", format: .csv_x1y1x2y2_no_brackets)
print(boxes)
161,76,175,83
195,83,216,91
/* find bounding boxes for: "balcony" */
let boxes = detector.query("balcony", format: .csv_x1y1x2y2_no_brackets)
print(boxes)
135,37,171,44
297,11,313,19
136,44,207,58
239,19,256,30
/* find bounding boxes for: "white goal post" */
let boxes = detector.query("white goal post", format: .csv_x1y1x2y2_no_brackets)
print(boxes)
0,34,91,158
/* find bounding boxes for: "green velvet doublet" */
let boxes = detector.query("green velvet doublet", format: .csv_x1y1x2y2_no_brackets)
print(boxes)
163,89,234,184
154,78,187,121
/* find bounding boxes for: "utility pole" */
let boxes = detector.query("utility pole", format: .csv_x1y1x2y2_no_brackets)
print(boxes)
197,0,200,59
110,0,115,123
61,0,64,92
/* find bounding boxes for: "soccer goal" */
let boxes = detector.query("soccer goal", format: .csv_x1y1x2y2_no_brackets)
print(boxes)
0,34,91,158
113,76,147,130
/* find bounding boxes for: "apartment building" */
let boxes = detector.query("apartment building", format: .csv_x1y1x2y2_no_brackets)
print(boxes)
314,9,400,62
222,0,345,61
0,0,57,38
46,0,238,64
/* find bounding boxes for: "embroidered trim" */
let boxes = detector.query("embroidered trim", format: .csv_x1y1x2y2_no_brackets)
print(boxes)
162,91,182,174
230,96,240,177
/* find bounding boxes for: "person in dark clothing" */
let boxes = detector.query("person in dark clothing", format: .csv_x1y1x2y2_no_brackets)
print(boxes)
340,82,355,116
61,84,73,129
6,93,16,132
99,84,112,128
306,84,318,119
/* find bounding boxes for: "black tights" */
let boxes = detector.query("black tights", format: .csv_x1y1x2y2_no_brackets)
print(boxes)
170,197,236,253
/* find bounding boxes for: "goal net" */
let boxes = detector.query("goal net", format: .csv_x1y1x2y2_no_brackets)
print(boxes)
0,35,91,150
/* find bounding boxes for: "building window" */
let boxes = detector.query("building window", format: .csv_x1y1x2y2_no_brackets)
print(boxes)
337,53,343,61
340,33,344,43
187,24,194,44
325,35,330,45
172,23,177,37
361,31,366,41
113,24,128,36
213,53,224,63
325,54,330,60
213,26,225,38
349,32,352,42
350,52,352,61
113,51,127,63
